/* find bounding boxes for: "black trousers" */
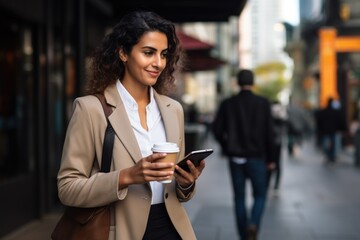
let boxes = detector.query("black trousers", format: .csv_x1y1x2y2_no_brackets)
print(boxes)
142,203,182,240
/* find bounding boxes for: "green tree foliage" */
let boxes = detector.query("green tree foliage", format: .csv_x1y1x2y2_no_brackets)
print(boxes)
252,61,290,102
254,78,287,102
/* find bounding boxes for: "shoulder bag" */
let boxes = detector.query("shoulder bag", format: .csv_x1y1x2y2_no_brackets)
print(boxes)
51,94,115,240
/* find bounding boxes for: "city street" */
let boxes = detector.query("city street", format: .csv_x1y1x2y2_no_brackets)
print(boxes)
2,1,360,239
2,136,360,240
187,136,360,240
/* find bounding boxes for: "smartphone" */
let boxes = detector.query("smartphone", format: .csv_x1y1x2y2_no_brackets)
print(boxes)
176,149,214,172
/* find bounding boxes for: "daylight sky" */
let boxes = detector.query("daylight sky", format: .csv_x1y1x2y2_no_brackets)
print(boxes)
281,0,300,25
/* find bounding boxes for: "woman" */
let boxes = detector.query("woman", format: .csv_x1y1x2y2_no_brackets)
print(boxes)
57,10,205,240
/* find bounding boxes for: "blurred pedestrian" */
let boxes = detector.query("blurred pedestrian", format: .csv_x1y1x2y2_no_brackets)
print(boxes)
315,97,346,165
286,100,314,157
56,10,205,240
212,69,275,240
266,101,287,195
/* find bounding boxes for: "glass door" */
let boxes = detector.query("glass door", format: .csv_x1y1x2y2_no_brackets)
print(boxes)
0,13,36,236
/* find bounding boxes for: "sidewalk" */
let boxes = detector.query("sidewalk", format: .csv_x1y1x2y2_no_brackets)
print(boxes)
2,137,360,240
186,137,360,240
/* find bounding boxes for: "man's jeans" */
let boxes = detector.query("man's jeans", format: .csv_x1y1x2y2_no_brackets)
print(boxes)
229,158,267,239
322,134,336,163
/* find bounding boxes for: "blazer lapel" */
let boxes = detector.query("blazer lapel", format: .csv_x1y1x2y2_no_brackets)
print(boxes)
154,91,180,145
104,84,142,163
103,85,180,163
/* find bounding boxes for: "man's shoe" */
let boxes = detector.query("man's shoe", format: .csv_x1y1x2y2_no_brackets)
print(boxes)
247,225,257,240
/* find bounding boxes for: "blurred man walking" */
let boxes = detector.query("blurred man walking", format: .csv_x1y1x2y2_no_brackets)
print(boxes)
315,97,346,165
212,69,275,240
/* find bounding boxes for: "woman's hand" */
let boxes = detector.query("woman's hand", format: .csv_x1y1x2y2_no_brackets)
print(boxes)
174,159,205,188
118,153,175,189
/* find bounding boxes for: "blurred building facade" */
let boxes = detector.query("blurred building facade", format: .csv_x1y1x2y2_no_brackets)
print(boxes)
179,20,239,115
237,0,298,105
239,0,291,69
0,0,247,237
289,0,360,139
0,0,113,236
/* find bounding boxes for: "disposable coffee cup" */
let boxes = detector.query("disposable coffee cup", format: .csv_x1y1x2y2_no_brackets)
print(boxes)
151,142,179,183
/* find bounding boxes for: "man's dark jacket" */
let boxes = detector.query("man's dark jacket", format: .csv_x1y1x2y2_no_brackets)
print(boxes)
315,105,346,136
212,90,274,164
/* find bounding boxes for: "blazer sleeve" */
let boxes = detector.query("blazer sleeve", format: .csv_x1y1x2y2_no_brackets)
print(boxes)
171,99,197,201
57,97,123,207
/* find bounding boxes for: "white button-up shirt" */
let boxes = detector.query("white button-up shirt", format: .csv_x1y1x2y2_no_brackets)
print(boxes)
116,80,167,204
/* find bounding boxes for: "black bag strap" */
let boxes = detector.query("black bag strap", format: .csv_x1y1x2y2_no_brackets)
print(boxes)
94,93,115,173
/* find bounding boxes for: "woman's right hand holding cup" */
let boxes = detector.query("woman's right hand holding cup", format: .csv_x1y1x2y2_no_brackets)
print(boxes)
118,152,175,189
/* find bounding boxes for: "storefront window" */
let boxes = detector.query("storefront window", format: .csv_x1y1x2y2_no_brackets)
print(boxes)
0,19,34,181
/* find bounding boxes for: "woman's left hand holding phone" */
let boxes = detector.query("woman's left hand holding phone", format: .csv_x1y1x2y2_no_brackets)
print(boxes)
174,159,205,188
118,153,175,189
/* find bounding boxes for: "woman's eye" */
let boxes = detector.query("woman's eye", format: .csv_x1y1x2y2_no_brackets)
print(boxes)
161,52,168,58
144,51,153,56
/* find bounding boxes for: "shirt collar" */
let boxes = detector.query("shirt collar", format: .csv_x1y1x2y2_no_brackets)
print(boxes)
116,80,156,110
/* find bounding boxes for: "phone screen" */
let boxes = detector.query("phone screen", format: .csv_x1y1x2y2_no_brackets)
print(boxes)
176,149,213,172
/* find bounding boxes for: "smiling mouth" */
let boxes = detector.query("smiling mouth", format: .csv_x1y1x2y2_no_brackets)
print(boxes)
147,70,161,77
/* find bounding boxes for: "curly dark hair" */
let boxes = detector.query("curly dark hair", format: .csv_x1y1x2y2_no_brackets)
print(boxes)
86,10,183,95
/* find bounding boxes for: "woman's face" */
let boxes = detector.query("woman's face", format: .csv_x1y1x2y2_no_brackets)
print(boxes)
120,31,168,88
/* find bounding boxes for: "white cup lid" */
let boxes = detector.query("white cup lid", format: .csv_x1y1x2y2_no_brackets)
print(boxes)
151,142,179,153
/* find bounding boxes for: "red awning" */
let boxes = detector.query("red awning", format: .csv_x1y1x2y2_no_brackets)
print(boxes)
183,52,226,72
177,31,226,71
177,31,213,51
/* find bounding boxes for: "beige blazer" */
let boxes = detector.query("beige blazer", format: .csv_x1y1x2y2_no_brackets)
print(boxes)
57,84,197,239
